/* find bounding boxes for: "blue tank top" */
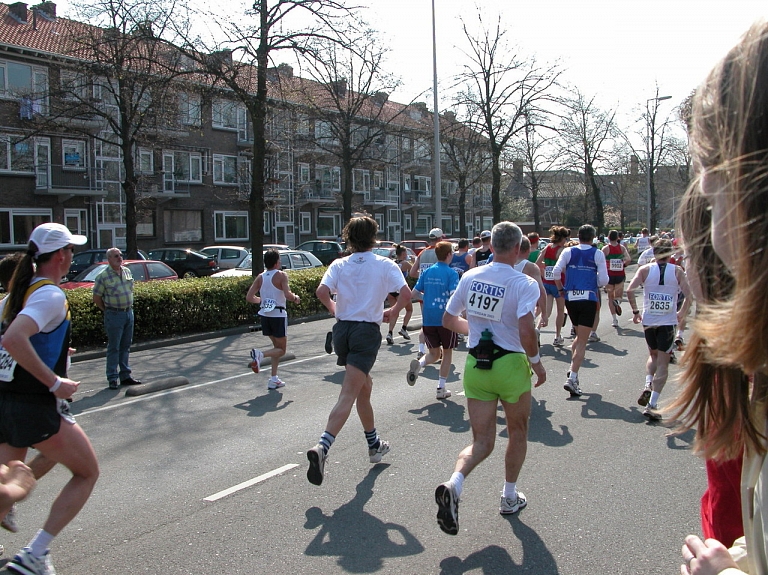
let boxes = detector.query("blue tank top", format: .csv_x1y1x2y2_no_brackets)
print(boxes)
450,253,470,276
563,246,599,302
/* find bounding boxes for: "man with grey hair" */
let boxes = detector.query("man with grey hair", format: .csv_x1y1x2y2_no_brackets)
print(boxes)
435,222,546,535
93,248,141,389
552,224,608,397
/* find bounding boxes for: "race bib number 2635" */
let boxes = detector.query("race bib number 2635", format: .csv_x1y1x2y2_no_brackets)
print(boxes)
466,280,506,321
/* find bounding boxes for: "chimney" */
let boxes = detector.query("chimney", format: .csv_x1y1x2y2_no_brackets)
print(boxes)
630,154,639,176
276,63,293,78
9,2,28,23
513,159,524,180
330,79,347,97
372,91,388,106
33,1,55,19
443,110,456,121
413,102,427,112
207,49,233,69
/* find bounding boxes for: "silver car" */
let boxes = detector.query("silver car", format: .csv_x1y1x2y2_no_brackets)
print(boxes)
211,250,323,277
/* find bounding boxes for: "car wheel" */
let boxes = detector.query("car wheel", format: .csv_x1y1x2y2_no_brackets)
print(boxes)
182,270,197,278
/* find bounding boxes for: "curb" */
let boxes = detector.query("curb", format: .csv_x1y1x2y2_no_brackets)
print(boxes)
73,313,331,363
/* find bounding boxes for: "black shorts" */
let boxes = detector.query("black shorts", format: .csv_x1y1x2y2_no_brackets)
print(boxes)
0,392,62,448
332,321,382,375
423,325,458,350
643,325,676,353
607,275,625,285
260,315,287,338
564,300,598,328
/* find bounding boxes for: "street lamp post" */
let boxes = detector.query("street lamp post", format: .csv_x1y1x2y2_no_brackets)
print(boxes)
431,0,442,233
646,95,671,231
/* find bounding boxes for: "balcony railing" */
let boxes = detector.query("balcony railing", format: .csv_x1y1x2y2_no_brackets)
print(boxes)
362,188,399,205
34,164,106,196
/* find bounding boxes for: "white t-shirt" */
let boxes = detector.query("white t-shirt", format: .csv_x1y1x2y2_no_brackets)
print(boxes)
638,247,655,266
0,279,67,333
320,251,407,324
445,262,539,352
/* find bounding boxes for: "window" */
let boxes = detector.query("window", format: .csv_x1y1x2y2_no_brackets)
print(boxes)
163,210,202,242
415,138,430,161
237,107,249,141
0,134,34,172
300,211,311,234
0,209,51,247
214,211,248,241
62,139,86,170
163,151,202,183
136,209,155,237
147,262,176,279
137,148,153,174
404,213,412,233
416,215,432,236
298,163,310,184
296,114,310,135
263,210,271,235
0,60,48,114
212,99,238,130
213,154,238,184
353,169,370,193
315,120,337,146
375,213,384,231
441,217,452,236
316,165,340,192
317,213,342,237
60,71,88,101
413,175,431,196
178,92,201,126
373,171,383,190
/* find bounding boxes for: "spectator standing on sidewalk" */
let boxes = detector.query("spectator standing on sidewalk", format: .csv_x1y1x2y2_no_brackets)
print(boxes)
0,222,99,575
92,248,141,389
435,222,546,535
246,249,300,390
407,241,459,399
307,216,410,486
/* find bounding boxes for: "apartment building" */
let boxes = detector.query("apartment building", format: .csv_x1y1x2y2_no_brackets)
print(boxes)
0,1,494,255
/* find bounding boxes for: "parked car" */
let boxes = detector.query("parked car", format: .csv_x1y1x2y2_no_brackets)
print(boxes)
263,244,291,251
211,250,323,277
200,246,250,270
68,249,148,280
538,238,549,250
376,240,396,248
146,248,219,278
60,260,178,289
293,240,345,266
372,246,417,262
399,240,428,255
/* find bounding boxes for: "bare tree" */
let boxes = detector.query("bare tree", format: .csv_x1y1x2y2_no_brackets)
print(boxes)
440,101,491,238
643,89,673,231
602,144,643,231
455,13,560,223
47,0,191,257
293,30,408,222
178,0,355,274
556,88,618,234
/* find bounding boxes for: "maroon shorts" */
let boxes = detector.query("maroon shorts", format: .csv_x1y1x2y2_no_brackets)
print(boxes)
423,325,459,350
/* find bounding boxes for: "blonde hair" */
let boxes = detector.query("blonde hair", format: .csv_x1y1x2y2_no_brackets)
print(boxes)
671,22,768,459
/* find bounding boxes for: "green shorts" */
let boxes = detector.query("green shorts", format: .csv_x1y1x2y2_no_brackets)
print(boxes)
463,352,532,404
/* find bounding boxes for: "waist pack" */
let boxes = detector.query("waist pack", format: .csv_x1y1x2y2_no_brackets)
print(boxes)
468,342,515,370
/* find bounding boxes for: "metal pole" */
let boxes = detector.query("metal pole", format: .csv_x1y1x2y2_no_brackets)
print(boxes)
431,0,442,231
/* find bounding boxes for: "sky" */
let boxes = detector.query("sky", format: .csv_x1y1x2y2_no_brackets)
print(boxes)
52,0,768,135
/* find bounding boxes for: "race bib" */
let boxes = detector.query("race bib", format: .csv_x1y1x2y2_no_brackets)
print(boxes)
420,262,431,274
544,266,555,281
609,259,624,272
0,344,17,383
466,280,506,321
261,298,277,312
647,292,673,315
567,290,590,301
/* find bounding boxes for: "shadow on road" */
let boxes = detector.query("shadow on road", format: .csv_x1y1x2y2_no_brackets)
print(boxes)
408,400,469,433
233,392,293,417
438,517,559,574
304,464,424,572
579,393,647,423
526,398,573,447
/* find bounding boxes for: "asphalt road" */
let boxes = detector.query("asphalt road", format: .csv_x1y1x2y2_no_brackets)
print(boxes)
1,280,705,575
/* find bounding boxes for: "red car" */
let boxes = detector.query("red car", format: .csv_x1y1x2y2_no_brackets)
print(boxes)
60,260,178,289
399,240,428,255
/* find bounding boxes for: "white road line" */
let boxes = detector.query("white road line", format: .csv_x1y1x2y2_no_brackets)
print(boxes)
203,464,299,502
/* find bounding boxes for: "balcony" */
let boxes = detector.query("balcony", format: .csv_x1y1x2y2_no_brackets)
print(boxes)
362,188,398,206
401,191,432,208
473,195,492,210
297,184,337,204
34,165,106,197
135,173,191,199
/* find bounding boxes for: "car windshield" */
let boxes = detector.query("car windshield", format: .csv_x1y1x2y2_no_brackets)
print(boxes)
75,264,109,282
372,248,393,258
235,254,253,270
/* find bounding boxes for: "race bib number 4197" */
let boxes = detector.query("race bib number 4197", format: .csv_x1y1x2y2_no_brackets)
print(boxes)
466,280,506,321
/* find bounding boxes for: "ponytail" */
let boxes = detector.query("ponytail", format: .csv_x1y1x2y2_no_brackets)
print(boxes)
3,241,53,325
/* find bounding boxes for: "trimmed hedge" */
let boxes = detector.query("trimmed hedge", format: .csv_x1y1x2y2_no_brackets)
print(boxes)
65,267,327,348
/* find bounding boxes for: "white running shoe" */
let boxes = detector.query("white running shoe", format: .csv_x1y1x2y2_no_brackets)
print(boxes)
386,331,394,345
1,504,18,533
588,332,600,343
249,349,264,373
267,378,285,390
564,373,582,396
499,491,527,515
8,547,56,575
436,388,452,399
612,317,619,328
643,404,662,421
398,327,411,340
553,336,564,347
435,482,460,535
368,440,390,463
407,359,420,386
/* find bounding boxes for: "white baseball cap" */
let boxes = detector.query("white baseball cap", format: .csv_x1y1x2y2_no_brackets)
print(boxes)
428,228,444,239
480,230,492,239
29,223,87,258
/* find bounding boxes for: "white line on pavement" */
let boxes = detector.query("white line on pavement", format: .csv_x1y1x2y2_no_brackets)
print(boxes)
203,464,299,502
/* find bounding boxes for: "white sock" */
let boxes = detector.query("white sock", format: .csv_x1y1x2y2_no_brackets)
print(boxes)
419,357,426,369
450,471,465,497
438,377,446,389
677,329,684,338
570,370,578,380
270,375,278,382
612,314,617,321
419,343,426,354
650,390,661,407
29,529,54,558
503,481,517,499
645,375,653,386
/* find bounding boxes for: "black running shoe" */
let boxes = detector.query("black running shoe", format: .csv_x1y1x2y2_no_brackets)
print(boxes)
324,331,333,354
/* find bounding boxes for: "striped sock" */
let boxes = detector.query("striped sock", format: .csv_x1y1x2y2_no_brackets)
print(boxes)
319,431,335,454
364,428,380,449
